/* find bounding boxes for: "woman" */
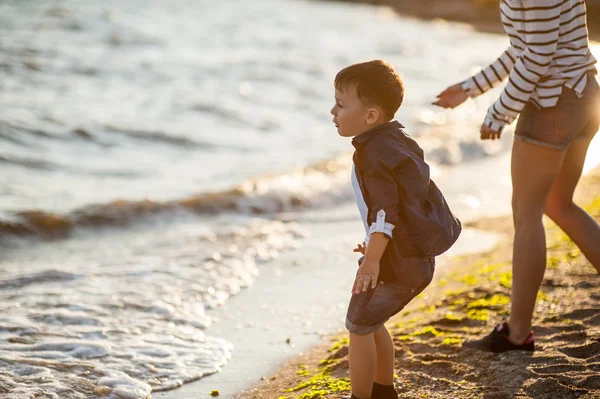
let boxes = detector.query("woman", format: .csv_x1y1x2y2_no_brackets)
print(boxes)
434,0,600,353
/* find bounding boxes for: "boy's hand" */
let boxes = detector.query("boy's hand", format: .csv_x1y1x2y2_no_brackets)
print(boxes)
432,83,468,109
352,258,380,294
353,241,366,255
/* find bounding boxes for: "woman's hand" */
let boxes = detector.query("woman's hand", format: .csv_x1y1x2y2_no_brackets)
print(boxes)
352,258,380,294
480,123,501,140
433,83,468,109
353,241,366,255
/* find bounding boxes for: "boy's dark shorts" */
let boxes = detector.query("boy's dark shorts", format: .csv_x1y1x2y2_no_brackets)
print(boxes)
345,256,435,335
515,73,600,150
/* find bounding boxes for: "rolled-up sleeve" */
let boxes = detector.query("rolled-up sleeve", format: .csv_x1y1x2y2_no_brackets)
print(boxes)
362,160,400,239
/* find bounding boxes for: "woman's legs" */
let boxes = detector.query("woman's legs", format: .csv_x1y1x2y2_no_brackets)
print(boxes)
545,136,600,272
508,139,566,344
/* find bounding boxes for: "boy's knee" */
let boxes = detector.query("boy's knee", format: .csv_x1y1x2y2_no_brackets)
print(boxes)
372,324,389,336
349,331,374,339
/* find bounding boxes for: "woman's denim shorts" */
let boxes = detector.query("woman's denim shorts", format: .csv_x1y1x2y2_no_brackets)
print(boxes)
345,256,435,335
515,73,600,150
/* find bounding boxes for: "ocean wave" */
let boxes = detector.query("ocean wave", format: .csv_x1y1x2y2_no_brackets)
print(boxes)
0,270,80,291
0,121,56,144
0,121,227,150
190,103,252,126
0,155,353,239
0,215,304,396
102,126,222,149
0,154,64,170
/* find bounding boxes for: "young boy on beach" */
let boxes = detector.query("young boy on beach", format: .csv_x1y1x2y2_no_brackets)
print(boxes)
331,60,462,399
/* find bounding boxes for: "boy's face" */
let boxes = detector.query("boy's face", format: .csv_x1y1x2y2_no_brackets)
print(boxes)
330,86,381,138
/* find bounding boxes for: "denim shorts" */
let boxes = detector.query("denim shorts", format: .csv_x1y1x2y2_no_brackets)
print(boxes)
345,256,435,335
515,73,600,150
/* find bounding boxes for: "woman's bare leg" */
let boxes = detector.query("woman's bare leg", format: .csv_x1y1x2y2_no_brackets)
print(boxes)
545,136,600,272
508,139,566,343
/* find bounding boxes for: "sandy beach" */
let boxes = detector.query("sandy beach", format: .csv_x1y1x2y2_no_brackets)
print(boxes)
239,166,600,399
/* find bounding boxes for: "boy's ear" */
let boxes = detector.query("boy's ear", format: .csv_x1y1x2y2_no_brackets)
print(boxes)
365,107,381,125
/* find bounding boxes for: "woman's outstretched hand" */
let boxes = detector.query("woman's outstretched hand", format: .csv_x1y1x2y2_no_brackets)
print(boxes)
433,83,468,109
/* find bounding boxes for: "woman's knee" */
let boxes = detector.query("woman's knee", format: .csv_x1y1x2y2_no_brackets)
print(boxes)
512,197,545,226
545,194,575,221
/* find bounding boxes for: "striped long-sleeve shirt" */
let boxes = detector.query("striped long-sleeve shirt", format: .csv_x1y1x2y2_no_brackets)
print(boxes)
462,0,597,132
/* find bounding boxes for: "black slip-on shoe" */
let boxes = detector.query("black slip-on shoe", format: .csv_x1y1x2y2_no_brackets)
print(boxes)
463,321,534,353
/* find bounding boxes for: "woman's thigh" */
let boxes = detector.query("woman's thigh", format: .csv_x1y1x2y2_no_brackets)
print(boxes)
547,135,595,210
511,139,567,220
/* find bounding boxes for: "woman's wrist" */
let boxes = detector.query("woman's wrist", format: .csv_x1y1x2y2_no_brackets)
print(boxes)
461,78,476,97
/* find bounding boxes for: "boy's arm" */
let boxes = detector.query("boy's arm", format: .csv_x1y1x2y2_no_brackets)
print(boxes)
364,232,389,262
353,156,401,294
362,158,402,235
354,233,389,294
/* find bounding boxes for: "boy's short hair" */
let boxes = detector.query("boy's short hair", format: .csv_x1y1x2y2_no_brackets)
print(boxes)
334,60,404,121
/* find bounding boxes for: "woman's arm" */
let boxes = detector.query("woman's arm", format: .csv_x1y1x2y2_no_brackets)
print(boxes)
462,46,521,97
434,46,519,109
484,0,563,132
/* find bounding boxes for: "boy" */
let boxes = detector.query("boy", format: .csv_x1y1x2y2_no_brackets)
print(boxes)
331,60,462,399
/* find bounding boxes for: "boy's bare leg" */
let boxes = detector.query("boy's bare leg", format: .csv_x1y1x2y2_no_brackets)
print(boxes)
349,332,376,398
545,136,600,273
373,325,394,385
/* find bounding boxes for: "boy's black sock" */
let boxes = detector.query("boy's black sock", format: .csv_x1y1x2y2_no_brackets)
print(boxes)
372,381,398,399
348,381,397,399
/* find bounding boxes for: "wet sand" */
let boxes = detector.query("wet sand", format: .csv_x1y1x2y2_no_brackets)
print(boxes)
239,167,600,399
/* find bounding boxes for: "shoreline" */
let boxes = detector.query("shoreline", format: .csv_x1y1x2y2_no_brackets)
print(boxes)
238,166,600,399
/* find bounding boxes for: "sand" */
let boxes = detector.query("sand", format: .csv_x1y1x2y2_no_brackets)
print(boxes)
238,168,600,399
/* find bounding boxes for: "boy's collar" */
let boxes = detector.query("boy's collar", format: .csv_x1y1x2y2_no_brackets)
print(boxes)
352,120,404,149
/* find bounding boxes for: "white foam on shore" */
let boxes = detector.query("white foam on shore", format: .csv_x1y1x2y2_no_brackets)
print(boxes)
0,217,305,397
